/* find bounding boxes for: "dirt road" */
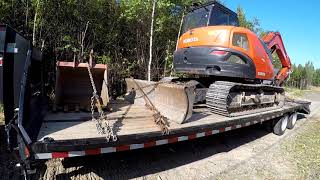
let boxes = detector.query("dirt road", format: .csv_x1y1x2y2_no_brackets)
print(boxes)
33,93,320,180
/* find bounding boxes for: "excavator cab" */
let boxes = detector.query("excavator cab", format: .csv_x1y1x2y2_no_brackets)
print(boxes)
181,1,239,34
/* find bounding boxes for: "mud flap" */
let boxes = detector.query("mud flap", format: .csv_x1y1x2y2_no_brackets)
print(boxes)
54,61,109,110
125,78,196,124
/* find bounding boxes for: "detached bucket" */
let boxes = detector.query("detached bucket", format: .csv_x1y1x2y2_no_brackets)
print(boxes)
54,61,109,111
125,78,196,124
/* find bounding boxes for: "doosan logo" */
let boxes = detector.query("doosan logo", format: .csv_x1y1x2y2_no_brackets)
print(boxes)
183,37,199,44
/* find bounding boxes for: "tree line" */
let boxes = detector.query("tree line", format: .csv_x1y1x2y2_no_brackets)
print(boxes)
237,5,319,90
0,0,317,92
286,61,320,89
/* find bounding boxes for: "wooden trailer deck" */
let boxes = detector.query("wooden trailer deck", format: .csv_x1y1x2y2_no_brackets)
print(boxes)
37,101,232,141
31,99,310,158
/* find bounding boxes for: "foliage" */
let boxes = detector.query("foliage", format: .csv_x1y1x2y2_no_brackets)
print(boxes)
237,6,264,36
1,0,319,92
236,6,320,90
286,61,320,89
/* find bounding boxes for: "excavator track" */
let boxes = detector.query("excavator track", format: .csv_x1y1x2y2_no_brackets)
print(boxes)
206,81,285,117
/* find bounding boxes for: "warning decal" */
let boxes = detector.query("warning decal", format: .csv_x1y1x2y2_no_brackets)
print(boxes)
6,43,18,53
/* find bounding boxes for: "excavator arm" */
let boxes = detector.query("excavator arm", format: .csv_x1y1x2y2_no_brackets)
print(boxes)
262,32,292,86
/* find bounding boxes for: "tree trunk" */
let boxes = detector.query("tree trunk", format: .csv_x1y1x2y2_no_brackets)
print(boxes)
176,9,185,50
25,0,29,28
32,11,37,45
80,21,90,61
32,0,40,46
163,42,170,77
148,0,156,81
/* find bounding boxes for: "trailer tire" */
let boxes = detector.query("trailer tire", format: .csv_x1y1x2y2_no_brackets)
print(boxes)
273,115,288,136
287,112,298,129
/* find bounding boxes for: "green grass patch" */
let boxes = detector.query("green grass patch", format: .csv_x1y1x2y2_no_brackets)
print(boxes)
284,87,308,98
282,118,320,178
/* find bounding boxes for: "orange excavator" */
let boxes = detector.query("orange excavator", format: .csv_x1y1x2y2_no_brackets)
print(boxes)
126,1,291,124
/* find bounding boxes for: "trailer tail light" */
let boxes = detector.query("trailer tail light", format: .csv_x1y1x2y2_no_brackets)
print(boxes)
0,57,3,66
210,50,228,56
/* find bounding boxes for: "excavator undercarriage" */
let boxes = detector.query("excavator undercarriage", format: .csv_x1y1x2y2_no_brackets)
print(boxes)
205,81,285,117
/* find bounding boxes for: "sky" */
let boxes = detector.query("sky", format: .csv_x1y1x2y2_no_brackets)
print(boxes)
224,0,320,68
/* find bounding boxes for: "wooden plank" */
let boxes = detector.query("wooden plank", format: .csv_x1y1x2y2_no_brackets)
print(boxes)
37,120,161,141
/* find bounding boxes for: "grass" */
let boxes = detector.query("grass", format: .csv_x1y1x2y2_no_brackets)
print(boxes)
284,87,309,98
282,117,320,178
285,86,320,99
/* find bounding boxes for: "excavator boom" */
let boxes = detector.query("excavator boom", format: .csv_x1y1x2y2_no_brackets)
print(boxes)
262,32,292,85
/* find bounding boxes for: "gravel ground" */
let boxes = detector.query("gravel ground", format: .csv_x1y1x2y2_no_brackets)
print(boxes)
216,109,320,180
1,93,320,180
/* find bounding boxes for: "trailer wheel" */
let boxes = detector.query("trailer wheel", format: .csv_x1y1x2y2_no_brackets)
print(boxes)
273,115,288,136
287,112,298,129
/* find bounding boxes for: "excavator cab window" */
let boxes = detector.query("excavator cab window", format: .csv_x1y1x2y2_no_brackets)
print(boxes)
209,6,239,26
182,5,211,34
181,2,239,34
232,33,249,51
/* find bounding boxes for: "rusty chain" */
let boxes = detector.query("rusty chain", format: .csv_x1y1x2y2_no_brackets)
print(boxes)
87,63,117,142
131,78,170,135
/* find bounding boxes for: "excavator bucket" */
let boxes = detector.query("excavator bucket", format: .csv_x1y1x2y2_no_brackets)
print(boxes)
125,78,196,124
54,61,109,111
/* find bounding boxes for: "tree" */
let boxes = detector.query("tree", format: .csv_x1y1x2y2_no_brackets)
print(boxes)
2,0,318,91
313,69,320,86
237,6,264,36
148,0,157,81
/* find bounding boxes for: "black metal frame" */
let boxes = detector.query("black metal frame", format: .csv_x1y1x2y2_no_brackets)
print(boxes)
0,24,44,178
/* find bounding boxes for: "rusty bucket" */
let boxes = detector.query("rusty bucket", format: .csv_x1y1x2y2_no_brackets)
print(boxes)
54,61,109,111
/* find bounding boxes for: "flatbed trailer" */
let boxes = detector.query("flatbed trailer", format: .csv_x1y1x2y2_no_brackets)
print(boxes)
31,98,310,160
0,25,311,178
